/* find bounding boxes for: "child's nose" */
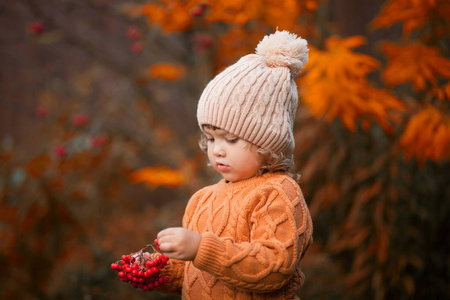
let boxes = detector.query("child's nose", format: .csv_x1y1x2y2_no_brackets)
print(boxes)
213,143,225,156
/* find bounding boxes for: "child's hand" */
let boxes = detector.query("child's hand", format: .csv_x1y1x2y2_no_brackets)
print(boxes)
157,227,201,261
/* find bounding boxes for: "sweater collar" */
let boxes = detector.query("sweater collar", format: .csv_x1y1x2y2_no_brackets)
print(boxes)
215,172,283,192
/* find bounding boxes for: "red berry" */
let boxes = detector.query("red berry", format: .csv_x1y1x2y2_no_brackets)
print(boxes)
190,3,207,17
53,145,68,157
71,113,90,127
126,26,141,40
29,20,45,35
154,239,159,245
130,41,143,53
36,105,48,118
87,134,107,148
118,271,125,277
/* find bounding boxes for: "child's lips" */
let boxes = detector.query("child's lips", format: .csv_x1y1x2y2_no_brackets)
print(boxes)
216,162,230,172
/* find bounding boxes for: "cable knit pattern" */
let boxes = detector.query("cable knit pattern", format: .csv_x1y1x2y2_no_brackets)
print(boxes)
163,173,313,299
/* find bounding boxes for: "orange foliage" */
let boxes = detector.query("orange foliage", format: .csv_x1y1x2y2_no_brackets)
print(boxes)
148,63,185,81
129,165,185,188
432,82,450,101
399,106,450,162
374,0,450,34
383,43,450,95
141,0,200,32
206,0,301,30
299,36,405,132
141,0,313,32
206,0,262,26
215,27,265,71
27,154,52,178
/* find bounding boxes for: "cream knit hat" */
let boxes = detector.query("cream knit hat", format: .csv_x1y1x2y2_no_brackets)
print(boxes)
197,30,309,155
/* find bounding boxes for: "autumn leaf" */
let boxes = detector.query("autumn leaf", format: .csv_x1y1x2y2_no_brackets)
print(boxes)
399,106,450,162
27,154,52,178
382,42,450,94
148,63,185,81
432,82,450,101
206,0,262,25
373,0,450,34
140,0,308,33
215,27,265,71
129,165,185,188
299,36,405,132
261,0,302,30
141,1,198,32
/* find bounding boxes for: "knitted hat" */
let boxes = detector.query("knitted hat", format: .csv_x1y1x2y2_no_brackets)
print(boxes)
197,30,308,155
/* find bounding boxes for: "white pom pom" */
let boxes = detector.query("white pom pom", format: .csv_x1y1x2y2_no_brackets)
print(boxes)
255,30,309,77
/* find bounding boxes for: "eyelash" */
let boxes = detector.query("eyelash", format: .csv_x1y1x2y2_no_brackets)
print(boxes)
206,138,239,143
227,138,239,144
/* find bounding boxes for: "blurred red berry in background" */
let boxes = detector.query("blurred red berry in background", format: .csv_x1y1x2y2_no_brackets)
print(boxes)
71,113,90,127
53,145,68,157
29,20,45,35
87,134,107,148
126,26,141,40
190,3,207,17
36,105,49,118
131,41,143,53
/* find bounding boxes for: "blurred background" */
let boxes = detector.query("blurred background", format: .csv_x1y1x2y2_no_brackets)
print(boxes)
0,0,449,299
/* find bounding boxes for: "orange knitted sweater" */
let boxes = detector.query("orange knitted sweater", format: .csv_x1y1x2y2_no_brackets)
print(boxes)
159,172,313,299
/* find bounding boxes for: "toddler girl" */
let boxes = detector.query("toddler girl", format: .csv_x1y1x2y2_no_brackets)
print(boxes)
156,30,313,299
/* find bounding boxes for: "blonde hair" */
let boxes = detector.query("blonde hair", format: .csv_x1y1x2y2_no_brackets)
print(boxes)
199,125,300,182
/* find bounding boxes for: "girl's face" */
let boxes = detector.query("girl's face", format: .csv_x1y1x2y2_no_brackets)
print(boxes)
203,127,263,183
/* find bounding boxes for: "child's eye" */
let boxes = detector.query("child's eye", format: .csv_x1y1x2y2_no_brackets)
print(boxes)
206,138,214,143
227,138,239,144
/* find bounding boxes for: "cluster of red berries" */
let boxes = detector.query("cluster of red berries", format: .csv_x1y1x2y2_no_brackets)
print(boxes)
110,240,169,291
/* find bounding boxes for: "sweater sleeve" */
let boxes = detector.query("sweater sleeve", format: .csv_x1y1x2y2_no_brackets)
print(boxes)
154,188,209,294
192,179,312,292
155,259,185,295
155,187,211,293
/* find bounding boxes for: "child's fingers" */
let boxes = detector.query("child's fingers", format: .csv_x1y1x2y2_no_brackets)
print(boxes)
157,227,181,239
158,241,174,253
